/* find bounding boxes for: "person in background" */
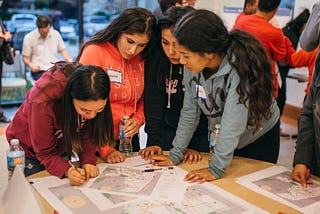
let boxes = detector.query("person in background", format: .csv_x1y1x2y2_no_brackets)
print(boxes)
153,0,178,21
140,6,208,162
22,15,72,81
0,0,12,123
49,0,62,32
153,0,193,21
6,62,114,186
233,0,258,27
183,0,196,7
150,9,280,183
299,1,320,55
77,7,156,163
291,1,320,188
233,0,287,99
287,45,319,96
276,9,310,137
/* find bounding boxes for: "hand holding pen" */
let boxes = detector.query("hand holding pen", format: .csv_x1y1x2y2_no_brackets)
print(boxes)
67,161,87,186
67,162,100,186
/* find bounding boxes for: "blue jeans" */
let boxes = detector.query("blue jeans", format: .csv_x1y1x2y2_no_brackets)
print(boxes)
24,157,45,177
31,70,45,81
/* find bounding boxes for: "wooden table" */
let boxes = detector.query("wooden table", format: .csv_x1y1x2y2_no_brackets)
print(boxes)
28,154,304,214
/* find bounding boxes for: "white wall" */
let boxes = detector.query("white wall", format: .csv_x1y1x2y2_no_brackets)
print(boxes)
295,0,319,16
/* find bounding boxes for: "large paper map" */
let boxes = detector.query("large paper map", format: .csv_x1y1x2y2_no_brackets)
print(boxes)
89,165,162,195
31,156,268,214
236,166,320,213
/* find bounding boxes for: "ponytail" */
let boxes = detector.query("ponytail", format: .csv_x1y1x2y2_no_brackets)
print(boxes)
227,30,274,131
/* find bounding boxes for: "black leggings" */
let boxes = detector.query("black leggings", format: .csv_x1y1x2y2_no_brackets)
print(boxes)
234,120,280,164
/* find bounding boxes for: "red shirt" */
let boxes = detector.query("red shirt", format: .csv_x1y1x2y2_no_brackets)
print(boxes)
288,46,319,94
234,14,287,97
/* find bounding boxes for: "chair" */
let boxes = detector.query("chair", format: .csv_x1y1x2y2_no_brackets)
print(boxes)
1,50,27,105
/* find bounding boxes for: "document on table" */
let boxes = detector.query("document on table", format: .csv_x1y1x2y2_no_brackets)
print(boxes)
30,155,268,214
236,165,320,213
2,167,44,214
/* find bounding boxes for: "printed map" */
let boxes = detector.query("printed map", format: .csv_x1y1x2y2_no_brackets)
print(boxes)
89,165,162,195
253,171,320,208
31,157,268,214
103,184,259,214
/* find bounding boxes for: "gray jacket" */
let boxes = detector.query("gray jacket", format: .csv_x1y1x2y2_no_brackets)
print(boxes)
293,57,320,177
294,1,320,177
169,56,279,178
300,1,320,52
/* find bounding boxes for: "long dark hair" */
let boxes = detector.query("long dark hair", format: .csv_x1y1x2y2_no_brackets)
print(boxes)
146,6,194,91
174,9,274,132
76,7,156,61
62,65,114,155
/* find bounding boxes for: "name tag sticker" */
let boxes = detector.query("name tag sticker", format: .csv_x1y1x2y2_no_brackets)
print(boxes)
107,69,122,84
196,84,207,99
37,45,44,51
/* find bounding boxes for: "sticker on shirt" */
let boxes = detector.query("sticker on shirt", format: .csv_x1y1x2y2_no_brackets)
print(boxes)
107,69,122,84
37,44,44,51
196,84,207,99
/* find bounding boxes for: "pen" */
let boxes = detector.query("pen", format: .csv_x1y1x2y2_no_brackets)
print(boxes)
143,168,163,172
68,160,88,181
143,167,174,172
68,160,81,174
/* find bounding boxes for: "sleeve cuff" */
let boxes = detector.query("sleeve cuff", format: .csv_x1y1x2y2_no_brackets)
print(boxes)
98,145,115,158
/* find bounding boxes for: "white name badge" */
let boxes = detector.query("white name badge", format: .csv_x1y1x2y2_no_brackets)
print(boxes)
196,84,207,99
37,45,44,51
107,69,122,84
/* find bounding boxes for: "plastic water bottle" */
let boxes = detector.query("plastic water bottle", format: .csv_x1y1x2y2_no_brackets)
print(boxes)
208,124,221,164
7,139,25,181
119,115,132,157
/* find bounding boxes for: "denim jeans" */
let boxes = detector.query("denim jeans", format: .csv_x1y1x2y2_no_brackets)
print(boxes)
24,157,45,177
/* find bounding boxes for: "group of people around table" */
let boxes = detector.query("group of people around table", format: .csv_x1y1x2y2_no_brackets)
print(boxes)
5,0,320,187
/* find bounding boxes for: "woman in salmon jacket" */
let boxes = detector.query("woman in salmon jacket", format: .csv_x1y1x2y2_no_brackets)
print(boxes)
77,7,156,163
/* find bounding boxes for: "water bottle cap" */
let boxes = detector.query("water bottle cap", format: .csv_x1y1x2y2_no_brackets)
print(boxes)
215,124,221,129
10,139,19,145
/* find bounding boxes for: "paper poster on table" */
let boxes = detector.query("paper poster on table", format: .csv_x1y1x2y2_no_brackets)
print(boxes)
236,165,320,213
2,167,44,214
30,155,269,214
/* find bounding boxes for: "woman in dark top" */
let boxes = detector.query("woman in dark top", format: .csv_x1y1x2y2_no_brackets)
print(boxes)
277,9,310,122
141,6,208,161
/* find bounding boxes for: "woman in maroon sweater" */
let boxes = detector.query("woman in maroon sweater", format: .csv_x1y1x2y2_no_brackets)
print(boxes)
6,62,114,186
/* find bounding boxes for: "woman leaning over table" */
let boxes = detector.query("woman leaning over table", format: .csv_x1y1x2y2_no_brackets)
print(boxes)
6,62,114,186
291,1,320,188
140,6,209,162
151,9,280,183
77,7,156,163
